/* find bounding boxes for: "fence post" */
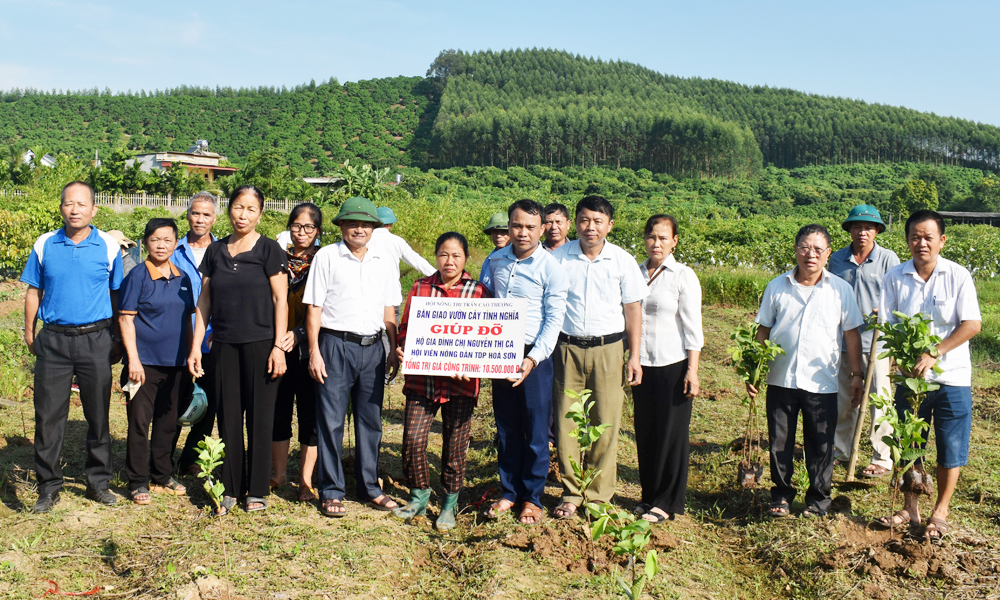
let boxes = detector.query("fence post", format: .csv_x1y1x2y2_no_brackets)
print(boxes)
114,194,121,212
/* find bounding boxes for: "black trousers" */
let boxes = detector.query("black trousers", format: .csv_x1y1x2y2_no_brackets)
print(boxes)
632,360,691,515
766,385,838,512
124,364,189,490
272,350,317,446
32,327,113,494
173,351,218,470
213,340,281,499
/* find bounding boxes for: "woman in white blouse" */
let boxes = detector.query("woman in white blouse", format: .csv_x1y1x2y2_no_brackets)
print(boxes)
632,214,704,523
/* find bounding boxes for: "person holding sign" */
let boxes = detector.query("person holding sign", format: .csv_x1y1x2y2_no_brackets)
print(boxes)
480,199,569,525
303,196,402,518
551,195,648,520
392,232,492,530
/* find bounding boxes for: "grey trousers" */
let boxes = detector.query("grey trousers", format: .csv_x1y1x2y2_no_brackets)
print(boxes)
33,327,113,494
315,332,387,501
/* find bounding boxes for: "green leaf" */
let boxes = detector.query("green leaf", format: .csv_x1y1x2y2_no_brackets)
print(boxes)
645,549,659,578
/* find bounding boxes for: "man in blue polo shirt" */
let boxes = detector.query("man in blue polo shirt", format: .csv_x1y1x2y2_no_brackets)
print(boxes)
21,181,124,513
170,192,218,475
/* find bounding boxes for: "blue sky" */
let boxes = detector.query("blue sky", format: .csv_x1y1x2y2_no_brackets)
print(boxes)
1,0,997,125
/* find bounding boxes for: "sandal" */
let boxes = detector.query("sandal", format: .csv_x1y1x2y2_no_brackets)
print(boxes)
632,502,651,516
216,496,237,516
484,498,515,519
767,500,790,518
369,494,399,511
800,506,827,519
861,464,889,478
244,496,267,512
874,510,916,529
130,487,151,505
519,503,543,526
298,485,318,503
553,502,578,520
925,516,950,543
150,478,187,496
320,498,347,518
641,509,670,523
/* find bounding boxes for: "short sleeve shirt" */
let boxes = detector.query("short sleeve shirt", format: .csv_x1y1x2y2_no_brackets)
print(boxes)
880,257,981,387
20,226,123,326
303,242,403,336
200,235,287,344
756,268,864,394
119,261,195,366
551,239,648,337
828,242,900,352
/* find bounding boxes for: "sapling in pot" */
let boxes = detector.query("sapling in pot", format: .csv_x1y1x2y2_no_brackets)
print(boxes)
730,322,785,487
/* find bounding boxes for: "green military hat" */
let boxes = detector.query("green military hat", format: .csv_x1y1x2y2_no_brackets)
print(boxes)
483,212,509,233
842,204,886,233
333,196,382,225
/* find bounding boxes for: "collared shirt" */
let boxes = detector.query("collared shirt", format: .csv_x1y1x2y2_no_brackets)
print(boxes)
639,255,703,367
369,227,436,283
479,247,501,290
302,241,402,336
119,260,194,367
399,272,491,403
480,244,569,363
172,233,216,353
829,241,900,352
880,257,981,387
551,239,648,337
756,268,864,394
20,226,123,326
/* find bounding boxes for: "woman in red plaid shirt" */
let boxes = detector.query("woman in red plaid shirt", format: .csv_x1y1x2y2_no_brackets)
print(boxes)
392,232,492,530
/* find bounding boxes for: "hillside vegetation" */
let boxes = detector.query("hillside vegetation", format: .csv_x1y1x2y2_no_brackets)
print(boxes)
3,49,1000,178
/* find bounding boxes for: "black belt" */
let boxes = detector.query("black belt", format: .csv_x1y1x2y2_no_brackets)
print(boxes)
558,331,623,348
322,328,382,347
44,319,112,336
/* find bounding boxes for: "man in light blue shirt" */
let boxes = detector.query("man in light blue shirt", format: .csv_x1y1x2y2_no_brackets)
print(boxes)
828,204,899,478
480,199,568,524
170,192,218,475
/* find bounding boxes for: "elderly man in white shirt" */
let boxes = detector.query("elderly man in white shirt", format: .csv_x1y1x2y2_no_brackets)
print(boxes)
550,195,648,520
876,210,981,540
304,197,402,518
750,224,865,518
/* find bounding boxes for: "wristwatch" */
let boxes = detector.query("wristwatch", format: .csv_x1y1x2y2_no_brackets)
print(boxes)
928,346,941,358
849,371,863,379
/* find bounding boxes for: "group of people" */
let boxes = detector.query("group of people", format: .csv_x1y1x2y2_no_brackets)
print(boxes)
20,181,980,540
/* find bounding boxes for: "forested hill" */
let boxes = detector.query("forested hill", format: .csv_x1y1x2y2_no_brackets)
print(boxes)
2,48,999,177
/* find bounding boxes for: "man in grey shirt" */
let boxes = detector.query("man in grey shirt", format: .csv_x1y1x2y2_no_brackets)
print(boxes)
828,205,900,478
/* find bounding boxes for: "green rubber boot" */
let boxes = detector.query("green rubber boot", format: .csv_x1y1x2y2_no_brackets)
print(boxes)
392,488,430,520
435,492,460,531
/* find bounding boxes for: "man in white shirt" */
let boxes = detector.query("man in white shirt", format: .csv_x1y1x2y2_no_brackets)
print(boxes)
551,195,648,519
542,203,571,251
877,210,981,540
371,207,436,281
304,196,402,518
751,224,865,518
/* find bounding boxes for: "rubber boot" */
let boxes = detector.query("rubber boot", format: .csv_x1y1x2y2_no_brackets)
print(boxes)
435,492,460,531
392,488,430,520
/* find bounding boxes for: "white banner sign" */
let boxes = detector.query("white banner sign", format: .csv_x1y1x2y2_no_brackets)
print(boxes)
401,296,529,379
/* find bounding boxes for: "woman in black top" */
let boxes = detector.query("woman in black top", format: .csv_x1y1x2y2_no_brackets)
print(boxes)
188,185,291,515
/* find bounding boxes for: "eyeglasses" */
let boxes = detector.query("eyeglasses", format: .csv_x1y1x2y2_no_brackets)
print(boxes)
796,245,829,256
290,224,317,233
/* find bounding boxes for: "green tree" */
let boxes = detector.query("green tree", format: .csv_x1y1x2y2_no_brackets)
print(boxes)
973,175,1000,211
888,179,939,220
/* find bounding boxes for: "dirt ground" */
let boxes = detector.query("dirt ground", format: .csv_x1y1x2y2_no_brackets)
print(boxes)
1,299,999,599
